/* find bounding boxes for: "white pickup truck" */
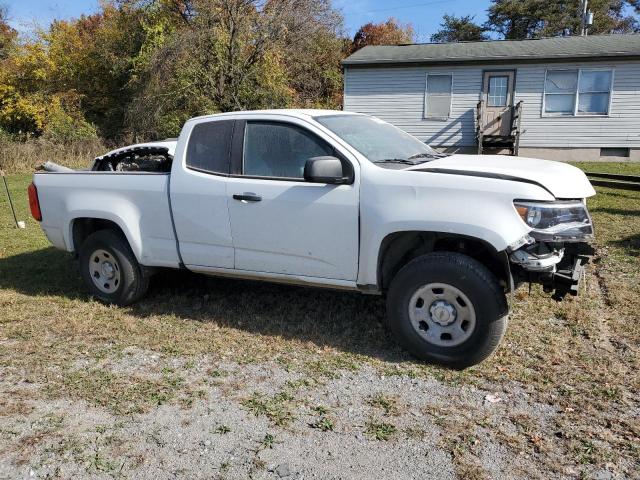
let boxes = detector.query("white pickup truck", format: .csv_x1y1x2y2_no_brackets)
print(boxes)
29,109,596,367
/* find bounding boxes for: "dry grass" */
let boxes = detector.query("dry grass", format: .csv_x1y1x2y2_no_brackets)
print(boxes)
0,138,106,173
1,163,639,478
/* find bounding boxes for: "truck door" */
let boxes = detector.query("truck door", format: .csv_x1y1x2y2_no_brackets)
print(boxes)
169,119,235,268
226,120,359,281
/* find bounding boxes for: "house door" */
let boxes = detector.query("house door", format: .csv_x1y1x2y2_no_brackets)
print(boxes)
482,71,515,136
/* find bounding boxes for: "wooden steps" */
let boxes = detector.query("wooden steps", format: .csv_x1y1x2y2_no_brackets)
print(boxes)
476,100,523,156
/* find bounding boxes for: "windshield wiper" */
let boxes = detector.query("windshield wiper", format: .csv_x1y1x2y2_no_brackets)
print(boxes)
373,158,419,165
408,152,450,160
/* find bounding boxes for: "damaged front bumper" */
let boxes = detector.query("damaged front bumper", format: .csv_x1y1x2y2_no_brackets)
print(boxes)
509,241,594,300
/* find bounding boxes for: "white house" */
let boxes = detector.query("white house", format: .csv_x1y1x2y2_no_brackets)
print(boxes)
342,34,640,161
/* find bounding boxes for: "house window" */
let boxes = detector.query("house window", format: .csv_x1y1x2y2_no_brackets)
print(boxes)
425,74,452,119
578,70,613,115
544,69,613,116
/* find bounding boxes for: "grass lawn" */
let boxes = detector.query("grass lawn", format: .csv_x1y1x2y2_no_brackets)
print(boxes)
0,165,638,478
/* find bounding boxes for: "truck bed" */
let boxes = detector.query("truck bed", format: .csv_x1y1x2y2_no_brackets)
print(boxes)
33,171,180,268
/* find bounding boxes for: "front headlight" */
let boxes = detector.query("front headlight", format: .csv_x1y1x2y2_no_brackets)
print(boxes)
514,200,594,242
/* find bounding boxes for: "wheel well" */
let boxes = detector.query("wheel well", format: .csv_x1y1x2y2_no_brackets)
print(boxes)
71,218,127,255
378,231,511,292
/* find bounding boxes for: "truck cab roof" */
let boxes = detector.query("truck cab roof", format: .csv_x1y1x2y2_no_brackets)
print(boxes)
187,109,362,123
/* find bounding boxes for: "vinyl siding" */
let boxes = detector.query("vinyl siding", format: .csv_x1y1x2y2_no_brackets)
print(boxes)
343,60,640,148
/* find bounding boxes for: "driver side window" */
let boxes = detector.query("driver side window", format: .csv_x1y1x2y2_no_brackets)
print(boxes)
243,122,333,179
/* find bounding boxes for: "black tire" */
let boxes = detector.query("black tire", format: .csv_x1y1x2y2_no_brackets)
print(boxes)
386,252,508,369
78,229,149,306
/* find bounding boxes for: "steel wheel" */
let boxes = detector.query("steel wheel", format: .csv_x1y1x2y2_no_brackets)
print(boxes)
88,248,121,294
408,282,477,347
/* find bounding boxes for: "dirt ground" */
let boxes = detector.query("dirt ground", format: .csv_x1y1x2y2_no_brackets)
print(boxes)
1,166,639,479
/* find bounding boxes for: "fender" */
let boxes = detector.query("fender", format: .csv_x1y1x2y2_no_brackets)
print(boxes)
370,230,515,293
63,198,143,262
356,169,555,287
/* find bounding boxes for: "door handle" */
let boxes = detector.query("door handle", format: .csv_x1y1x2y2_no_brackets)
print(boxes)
233,193,262,202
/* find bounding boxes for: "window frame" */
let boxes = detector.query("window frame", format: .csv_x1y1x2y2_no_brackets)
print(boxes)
424,73,453,120
233,120,354,184
542,68,615,118
184,119,235,176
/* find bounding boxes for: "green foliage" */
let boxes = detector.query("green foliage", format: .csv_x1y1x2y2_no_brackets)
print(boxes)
125,0,345,138
241,390,296,426
365,420,397,441
0,126,10,141
0,84,96,142
43,95,97,142
309,415,334,431
213,424,231,434
486,0,639,39
259,433,276,450
431,15,490,43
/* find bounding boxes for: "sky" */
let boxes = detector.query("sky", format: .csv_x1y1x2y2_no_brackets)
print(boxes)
6,0,491,41
333,0,490,40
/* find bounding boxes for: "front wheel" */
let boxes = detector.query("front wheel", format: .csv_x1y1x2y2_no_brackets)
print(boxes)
386,252,508,369
79,229,149,306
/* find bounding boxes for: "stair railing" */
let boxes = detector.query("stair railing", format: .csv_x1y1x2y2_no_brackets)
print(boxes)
476,100,485,155
510,101,524,156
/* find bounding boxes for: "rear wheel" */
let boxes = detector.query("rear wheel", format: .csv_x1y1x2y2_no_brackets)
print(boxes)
386,252,508,369
79,229,149,306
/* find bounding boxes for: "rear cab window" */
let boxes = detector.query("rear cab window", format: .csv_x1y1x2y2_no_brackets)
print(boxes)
186,120,235,174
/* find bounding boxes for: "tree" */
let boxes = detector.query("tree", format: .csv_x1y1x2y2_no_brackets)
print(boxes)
0,4,16,59
42,6,148,138
430,14,490,43
127,0,345,138
0,0,346,140
350,18,414,53
485,0,546,39
485,0,639,39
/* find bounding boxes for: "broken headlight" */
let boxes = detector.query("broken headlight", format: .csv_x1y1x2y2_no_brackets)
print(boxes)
514,200,594,242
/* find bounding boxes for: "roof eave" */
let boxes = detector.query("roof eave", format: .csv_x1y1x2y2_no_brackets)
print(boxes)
342,53,640,67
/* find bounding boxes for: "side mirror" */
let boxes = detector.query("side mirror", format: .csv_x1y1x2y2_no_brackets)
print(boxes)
304,156,348,184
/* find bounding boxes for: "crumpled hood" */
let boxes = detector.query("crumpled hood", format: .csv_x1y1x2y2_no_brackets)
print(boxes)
407,154,596,199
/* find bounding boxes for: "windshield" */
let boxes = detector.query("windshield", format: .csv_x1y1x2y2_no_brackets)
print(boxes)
315,114,439,164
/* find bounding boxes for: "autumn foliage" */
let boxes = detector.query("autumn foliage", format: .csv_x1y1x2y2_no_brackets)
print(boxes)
0,0,352,142
351,18,415,53
2,0,637,145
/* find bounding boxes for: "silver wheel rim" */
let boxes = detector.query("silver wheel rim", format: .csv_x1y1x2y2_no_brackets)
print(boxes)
89,249,121,294
408,283,476,347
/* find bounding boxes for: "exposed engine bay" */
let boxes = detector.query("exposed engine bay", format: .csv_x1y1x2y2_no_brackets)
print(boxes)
40,144,175,174
91,146,173,172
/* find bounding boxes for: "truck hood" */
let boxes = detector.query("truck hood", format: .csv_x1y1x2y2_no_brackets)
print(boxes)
407,154,596,199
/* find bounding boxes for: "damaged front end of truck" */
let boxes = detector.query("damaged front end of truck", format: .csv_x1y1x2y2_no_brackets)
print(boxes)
507,200,595,300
